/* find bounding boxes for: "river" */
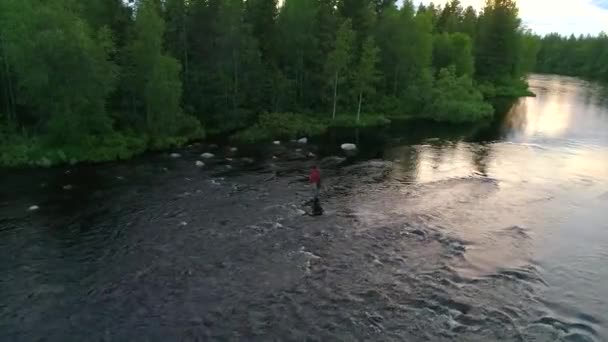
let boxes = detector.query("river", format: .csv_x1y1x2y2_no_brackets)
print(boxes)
1,74,607,341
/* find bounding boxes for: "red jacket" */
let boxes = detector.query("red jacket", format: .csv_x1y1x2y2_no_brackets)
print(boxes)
309,168,321,185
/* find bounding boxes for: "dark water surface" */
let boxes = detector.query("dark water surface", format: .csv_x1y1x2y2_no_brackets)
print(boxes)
1,74,607,341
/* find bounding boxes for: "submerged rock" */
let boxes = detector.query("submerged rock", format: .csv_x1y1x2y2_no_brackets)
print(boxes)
28,205,39,211
341,143,357,151
208,144,218,149
273,141,281,145
320,156,346,168
195,161,205,167
62,184,73,191
308,152,316,158
298,137,308,144
229,147,238,153
170,153,182,158
241,157,255,164
201,153,215,159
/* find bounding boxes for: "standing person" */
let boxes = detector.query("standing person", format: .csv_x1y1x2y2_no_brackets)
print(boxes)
309,165,321,201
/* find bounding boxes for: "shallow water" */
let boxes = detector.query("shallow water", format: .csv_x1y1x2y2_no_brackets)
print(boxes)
1,74,607,341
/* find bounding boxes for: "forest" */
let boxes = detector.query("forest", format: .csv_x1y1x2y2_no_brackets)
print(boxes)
535,33,608,82
0,0,549,166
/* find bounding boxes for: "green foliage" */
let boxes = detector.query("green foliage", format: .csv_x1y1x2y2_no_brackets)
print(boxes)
330,114,391,127
475,0,522,83
325,19,355,118
353,36,381,120
426,67,494,123
535,33,608,82
0,132,148,167
233,113,326,143
2,0,117,143
433,32,474,76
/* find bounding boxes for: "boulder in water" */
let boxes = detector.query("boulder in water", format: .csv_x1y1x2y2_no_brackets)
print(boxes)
63,184,73,191
170,153,181,158
195,161,205,167
298,137,308,144
229,147,238,153
28,205,39,211
201,153,214,159
273,141,281,145
308,152,316,158
341,143,357,151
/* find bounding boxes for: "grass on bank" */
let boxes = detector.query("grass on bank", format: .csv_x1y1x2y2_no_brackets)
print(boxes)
231,112,392,143
0,131,204,168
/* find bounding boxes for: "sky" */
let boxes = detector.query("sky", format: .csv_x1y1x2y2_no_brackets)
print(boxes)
413,0,608,36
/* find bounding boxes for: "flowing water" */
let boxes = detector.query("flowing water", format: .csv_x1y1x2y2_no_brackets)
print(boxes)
1,74,607,341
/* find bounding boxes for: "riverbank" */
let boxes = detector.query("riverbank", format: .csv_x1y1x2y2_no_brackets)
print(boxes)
0,105,503,168
0,85,529,169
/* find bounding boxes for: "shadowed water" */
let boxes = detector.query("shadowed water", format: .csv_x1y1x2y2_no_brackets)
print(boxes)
1,74,607,341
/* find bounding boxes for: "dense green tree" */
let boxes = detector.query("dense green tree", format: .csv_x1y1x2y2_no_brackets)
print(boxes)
277,0,319,111
339,0,376,45
426,67,493,123
126,0,192,138
436,0,462,33
325,19,355,119
433,32,474,77
352,36,380,122
1,0,117,143
535,32,608,82
460,6,478,39
244,0,278,62
164,0,189,82
475,0,522,84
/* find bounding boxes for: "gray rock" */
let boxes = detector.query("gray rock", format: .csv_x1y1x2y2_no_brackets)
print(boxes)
298,137,308,144
62,184,73,191
341,143,357,151
229,147,238,153
201,153,215,159
28,205,39,211
307,152,316,158
195,161,205,167
170,153,181,158
273,141,281,145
